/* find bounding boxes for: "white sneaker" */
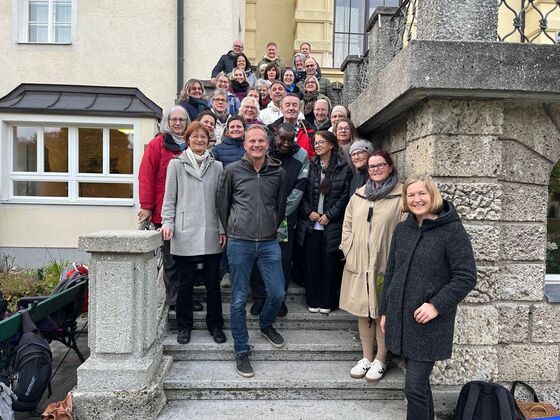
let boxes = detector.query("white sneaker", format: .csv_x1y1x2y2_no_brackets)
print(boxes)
308,307,320,313
319,308,331,314
350,358,371,379
220,273,231,288
365,359,386,382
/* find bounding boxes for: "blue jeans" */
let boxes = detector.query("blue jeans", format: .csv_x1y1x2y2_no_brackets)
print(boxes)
228,239,285,353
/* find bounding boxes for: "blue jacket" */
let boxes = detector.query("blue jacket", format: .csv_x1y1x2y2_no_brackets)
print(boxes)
212,136,245,167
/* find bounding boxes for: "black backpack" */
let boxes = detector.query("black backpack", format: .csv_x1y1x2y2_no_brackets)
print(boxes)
8,310,53,412
454,380,525,420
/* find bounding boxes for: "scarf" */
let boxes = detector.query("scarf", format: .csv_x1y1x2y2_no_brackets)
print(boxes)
184,147,210,177
213,109,229,124
171,133,186,151
364,171,399,201
231,80,249,93
302,91,319,115
188,97,208,112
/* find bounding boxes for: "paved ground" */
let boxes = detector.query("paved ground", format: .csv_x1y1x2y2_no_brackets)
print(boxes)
14,316,89,419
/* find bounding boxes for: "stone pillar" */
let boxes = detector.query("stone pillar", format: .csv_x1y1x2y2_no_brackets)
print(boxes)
367,7,399,79
416,0,499,42
73,230,169,420
340,55,362,106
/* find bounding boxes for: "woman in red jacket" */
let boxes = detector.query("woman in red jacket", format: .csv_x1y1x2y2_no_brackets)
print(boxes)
138,105,201,311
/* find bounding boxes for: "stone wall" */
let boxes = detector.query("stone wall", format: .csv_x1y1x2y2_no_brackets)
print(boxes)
374,98,560,404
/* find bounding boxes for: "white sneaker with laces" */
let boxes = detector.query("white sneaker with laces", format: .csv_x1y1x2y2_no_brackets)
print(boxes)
220,273,231,288
365,359,386,382
350,358,371,379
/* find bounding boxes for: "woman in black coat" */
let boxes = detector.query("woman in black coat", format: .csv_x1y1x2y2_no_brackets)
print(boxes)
297,130,352,314
379,175,476,420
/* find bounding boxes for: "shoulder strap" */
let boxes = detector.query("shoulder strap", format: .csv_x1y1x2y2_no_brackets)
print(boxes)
461,382,481,420
496,387,515,420
511,381,539,402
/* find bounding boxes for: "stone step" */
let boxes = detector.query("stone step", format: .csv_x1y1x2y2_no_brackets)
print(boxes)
164,360,405,400
193,284,307,304
168,301,357,331
163,329,362,361
157,399,408,419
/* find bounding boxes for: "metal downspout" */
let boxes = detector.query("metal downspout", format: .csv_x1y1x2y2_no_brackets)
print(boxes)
177,0,185,97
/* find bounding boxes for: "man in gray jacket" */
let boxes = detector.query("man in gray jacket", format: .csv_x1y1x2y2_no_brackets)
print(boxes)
217,125,287,378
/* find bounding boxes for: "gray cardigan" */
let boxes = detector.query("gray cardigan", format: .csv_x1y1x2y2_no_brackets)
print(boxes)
379,200,477,362
161,153,224,256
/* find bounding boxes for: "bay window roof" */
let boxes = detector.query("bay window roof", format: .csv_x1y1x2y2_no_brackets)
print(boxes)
0,84,162,119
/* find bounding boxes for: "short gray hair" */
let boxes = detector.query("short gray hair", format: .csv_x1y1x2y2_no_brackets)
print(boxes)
211,88,228,100
240,96,260,112
160,105,189,134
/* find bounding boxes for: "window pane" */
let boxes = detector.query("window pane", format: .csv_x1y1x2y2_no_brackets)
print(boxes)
349,34,363,56
349,0,366,33
110,129,134,174
54,25,71,42
79,128,103,173
335,0,350,32
13,127,38,172
54,1,71,23
44,127,68,173
14,181,68,197
29,2,48,22
29,25,48,42
79,183,133,199
333,33,350,68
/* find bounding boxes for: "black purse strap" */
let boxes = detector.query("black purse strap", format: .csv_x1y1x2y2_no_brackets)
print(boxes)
511,381,539,403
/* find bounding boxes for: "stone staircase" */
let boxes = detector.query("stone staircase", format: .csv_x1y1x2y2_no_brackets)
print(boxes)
158,284,407,419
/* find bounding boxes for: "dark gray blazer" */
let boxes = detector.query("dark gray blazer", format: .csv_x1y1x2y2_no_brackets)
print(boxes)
379,201,477,361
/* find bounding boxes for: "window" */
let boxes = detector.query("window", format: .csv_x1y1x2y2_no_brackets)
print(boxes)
18,0,73,43
7,123,135,204
333,0,400,67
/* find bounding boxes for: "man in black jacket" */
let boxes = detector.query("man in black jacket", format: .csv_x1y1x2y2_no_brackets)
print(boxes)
217,125,287,378
250,123,309,317
211,40,244,79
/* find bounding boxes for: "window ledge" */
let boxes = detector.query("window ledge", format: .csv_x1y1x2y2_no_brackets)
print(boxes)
0,199,134,207
16,41,72,45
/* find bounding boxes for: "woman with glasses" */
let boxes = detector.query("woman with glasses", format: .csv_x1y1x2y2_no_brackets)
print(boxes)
239,97,264,126
161,121,226,345
139,106,200,311
349,140,374,192
334,117,360,174
339,150,405,383
380,175,476,419
209,88,231,145
299,75,331,121
178,79,209,121
297,130,352,314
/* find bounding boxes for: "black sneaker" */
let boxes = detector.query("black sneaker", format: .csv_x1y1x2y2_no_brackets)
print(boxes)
277,302,288,317
250,300,264,315
261,326,284,348
193,300,203,312
210,327,226,344
235,351,254,378
177,329,191,344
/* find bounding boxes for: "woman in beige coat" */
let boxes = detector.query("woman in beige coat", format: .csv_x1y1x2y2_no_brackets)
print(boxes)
339,149,405,382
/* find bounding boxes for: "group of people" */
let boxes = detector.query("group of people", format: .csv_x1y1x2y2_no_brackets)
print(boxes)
138,40,477,420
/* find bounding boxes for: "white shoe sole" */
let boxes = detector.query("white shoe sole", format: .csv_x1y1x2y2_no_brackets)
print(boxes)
308,307,320,313
236,368,254,378
350,371,368,379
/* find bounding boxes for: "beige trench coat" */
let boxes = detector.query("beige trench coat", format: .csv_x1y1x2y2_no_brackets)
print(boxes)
339,183,405,318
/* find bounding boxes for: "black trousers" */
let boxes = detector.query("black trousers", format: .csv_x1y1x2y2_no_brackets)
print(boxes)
404,358,435,420
303,230,343,309
250,226,295,302
174,253,223,332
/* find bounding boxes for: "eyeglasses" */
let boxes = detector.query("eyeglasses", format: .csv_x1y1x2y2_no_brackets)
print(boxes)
351,151,368,158
314,140,327,147
277,136,295,144
368,162,388,171
212,98,226,103
337,126,350,131
169,118,187,123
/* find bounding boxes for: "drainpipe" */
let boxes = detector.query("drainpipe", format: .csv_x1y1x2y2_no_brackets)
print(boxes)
177,0,184,98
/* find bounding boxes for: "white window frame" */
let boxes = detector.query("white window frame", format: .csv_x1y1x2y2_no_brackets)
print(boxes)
15,0,76,44
1,113,142,206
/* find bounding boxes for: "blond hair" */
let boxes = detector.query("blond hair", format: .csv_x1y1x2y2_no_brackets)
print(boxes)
402,174,444,214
